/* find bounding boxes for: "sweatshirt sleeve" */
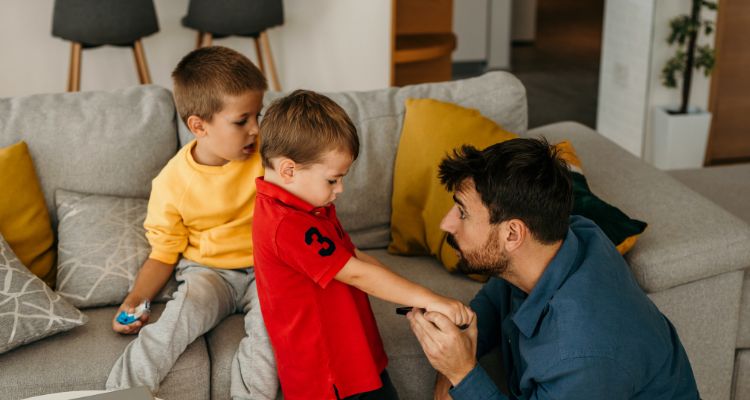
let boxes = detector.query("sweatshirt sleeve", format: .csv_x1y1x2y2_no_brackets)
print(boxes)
144,173,188,264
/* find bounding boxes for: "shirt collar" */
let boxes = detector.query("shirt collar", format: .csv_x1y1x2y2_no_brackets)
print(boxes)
512,227,582,338
255,177,329,215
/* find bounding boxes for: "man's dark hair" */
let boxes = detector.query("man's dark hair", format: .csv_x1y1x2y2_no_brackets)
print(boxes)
438,137,573,244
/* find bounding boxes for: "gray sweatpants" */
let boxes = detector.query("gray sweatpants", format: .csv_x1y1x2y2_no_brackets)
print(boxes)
106,258,278,399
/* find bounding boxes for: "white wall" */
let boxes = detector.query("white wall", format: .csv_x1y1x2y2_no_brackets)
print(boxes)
451,0,511,69
596,0,656,157
511,0,536,42
487,0,512,70
0,0,391,98
452,0,488,62
596,0,715,159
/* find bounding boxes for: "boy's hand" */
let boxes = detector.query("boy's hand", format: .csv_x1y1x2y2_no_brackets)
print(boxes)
425,297,474,328
112,302,150,334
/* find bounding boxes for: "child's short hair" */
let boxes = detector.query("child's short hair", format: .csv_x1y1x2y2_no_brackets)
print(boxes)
172,46,267,124
260,90,359,168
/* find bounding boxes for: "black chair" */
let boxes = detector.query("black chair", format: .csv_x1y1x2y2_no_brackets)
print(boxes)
182,0,284,90
52,0,159,92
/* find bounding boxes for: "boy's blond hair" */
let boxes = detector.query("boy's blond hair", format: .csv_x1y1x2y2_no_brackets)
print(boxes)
260,90,359,168
172,46,267,124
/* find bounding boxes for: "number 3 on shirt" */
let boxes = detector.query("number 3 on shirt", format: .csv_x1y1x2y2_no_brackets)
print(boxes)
305,227,336,257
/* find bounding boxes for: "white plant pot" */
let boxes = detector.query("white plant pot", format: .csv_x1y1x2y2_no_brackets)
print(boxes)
650,106,712,170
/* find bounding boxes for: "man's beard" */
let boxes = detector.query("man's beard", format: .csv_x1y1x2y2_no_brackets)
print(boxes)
447,228,510,277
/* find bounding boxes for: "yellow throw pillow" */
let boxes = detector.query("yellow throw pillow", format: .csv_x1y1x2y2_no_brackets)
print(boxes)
0,141,56,287
388,99,518,280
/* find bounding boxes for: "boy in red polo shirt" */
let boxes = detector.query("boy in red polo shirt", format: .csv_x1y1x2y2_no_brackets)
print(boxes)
253,90,474,399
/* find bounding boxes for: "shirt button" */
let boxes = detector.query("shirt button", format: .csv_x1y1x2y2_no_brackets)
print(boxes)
314,211,320,216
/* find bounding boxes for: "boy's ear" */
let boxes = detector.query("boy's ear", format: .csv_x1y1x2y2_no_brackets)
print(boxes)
187,115,208,138
277,158,296,184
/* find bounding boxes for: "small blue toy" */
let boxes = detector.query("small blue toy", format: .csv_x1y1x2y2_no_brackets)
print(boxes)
116,300,151,325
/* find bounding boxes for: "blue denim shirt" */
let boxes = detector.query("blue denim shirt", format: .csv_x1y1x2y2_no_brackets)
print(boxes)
449,216,699,400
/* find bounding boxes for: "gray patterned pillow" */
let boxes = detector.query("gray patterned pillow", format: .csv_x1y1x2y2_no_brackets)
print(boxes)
0,233,87,354
55,190,177,308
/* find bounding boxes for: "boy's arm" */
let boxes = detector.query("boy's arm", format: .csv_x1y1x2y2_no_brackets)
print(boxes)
112,258,175,334
354,248,387,268
334,256,472,326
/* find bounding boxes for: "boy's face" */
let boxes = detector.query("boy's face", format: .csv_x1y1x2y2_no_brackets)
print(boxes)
292,150,353,208
192,90,263,166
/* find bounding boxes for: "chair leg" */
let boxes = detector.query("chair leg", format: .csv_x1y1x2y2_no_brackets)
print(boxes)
253,37,266,75
197,32,213,48
67,42,82,92
132,39,152,85
259,31,281,91
195,31,203,49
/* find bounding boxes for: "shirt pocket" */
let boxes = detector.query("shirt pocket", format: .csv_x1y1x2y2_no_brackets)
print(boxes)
199,224,252,258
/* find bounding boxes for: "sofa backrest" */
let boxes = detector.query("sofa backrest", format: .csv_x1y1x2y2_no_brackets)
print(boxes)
0,85,179,229
260,71,528,249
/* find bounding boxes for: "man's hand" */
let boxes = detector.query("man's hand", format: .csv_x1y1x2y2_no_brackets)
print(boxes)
425,296,474,328
434,372,453,400
111,301,150,334
408,308,478,387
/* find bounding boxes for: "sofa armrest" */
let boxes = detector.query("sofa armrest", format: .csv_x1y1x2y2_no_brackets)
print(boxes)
528,121,750,293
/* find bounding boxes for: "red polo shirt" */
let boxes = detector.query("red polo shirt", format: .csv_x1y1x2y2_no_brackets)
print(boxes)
252,177,388,399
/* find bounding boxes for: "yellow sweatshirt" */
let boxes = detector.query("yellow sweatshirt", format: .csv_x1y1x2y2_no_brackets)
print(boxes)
145,140,263,268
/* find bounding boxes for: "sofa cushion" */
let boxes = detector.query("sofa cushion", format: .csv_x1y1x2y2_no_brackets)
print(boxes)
0,304,209,400
556,141,647,254
263,71,528,249
0,141,56,286
204,314,245,400
0,232,87,355
388,98,517,280
0,85,179,230
738,271,750,348
735,349,750,400
529,122,750,293
55,190,177,308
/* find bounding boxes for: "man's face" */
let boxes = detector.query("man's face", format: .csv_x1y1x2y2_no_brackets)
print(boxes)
440,179,510,277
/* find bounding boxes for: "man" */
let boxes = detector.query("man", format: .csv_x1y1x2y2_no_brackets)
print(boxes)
407,138,699,399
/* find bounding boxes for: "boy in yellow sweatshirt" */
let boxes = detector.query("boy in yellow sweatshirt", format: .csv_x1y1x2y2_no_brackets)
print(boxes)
106,46,278,400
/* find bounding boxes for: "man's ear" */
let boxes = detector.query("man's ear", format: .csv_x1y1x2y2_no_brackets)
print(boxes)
277,158,297,184
187,115,208,138
504,219,526,252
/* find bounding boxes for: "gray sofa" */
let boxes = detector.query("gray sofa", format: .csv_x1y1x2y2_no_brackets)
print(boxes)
1,72,748,400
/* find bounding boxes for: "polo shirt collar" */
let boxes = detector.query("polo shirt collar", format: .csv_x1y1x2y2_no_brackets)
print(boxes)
255,177,328,215
512,227,583,338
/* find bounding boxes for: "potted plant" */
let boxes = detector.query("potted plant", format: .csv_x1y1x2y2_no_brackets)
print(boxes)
651,0,717,169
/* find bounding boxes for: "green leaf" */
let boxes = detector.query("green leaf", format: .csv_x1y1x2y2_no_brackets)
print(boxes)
661,51,686,88
668,15,691,45
703,20,714,36
702,1,718,11
695,45,716,76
